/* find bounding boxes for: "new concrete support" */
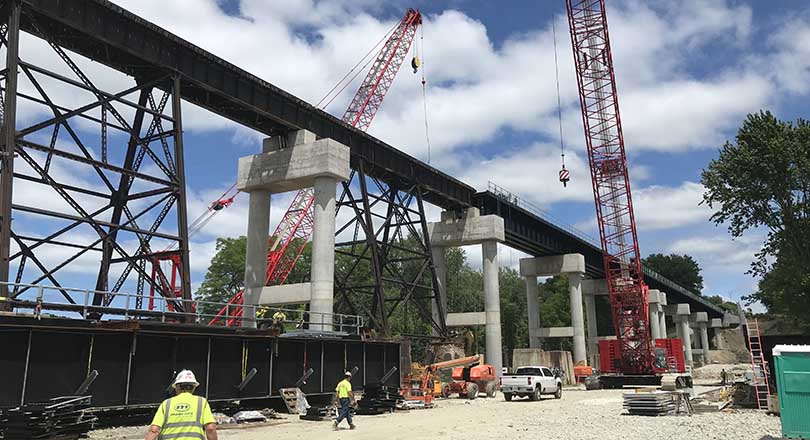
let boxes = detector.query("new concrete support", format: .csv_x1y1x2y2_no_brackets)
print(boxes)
710,318,724,350
525,276,541,349
675,304,693,366
658,292,668,338
695,312,710,364
431,247,448,337
520,254,587,366
583,292,598,366
310,176,337,330
242,190,271,328
648,289,662,340
482,240,503,379
237,129,350,329
428,208,505,379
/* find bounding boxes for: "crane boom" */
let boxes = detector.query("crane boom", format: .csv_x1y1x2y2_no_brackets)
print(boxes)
565,0,654,374
210,9,423,326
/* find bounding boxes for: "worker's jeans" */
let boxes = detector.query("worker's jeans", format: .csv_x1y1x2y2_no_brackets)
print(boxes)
336,397,353,426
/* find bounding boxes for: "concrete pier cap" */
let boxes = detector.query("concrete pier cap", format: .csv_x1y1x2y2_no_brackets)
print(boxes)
710,318,723,328
648,289,661,304
675,303,691,318
692,312,709,324
427,207,505,246
582,278,608,296
237,129,351,193
519,253,585,277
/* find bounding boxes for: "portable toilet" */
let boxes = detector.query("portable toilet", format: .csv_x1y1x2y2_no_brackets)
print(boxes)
773,345,810,439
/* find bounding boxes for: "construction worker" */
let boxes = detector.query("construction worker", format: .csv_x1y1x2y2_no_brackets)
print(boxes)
720,368,728,385
271,310,287,334
333,371,356,430
145,370,217,440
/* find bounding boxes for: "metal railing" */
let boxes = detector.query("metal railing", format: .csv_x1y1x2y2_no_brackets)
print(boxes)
0,281,364,334
487,181,602,247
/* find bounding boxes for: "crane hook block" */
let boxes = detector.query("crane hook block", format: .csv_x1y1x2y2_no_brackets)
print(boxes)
559,167,570,187
411,56,421,73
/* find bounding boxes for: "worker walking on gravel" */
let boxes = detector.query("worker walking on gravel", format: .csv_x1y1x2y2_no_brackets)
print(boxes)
333,371,356,430
145,370,218,440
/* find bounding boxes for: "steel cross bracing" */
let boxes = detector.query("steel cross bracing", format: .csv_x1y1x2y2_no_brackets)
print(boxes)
566,0,653,374
0,1,192,315
335,164,445,336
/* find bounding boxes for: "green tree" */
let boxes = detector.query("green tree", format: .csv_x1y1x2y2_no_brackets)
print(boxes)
705,295,738,314
642,253,704,293
701,111,810,329
195,236,247,315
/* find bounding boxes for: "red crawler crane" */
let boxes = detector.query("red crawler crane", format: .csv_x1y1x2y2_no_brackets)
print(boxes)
209,9,423,326
565,0,654,374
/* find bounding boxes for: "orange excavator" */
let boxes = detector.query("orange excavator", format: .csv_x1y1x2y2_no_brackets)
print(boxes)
405,355,496,405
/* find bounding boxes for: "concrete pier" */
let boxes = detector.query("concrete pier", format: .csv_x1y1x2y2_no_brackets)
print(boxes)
525,275,541,348
695,312,710,364
520,254,587,366
310,175,338,329
658,292,668,338
431,247,448,336
648,289,662,340
583,291,598,366
482,240,502,377
710,318,724,350
237,129,350,329
428,208,505,379
675,303,693,366
242,190,271,327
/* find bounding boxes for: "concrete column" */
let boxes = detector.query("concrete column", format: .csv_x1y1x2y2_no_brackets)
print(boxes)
583,292,598,366
525,276,541,349
676,304,693,367
659,309,668,338
699,322,710,363
648,290,661,340
567,272,587,366
310,176,337,330
482,240,503,381
710,318,724,350
242,190,271,328
431,247,447,337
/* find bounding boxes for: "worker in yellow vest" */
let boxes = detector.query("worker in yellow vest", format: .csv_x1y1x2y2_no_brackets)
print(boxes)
333,371,356,430
145,370,217,440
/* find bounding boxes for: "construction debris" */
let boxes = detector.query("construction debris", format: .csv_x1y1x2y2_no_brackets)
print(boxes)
0,396,97,440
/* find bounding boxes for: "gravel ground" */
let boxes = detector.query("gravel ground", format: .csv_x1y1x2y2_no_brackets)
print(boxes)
90,388,782,440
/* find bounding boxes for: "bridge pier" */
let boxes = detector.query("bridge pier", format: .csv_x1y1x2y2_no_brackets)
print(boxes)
582,278,607,367
673,303,694,367
691,312,710,365
520,254,587,366
237,129,350,329
648,289,663,340
429,208,505,379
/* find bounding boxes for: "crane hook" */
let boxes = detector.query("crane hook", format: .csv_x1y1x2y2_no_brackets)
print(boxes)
559,165,570,188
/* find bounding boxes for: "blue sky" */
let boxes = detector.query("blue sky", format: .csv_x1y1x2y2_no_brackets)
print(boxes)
8,0,810,308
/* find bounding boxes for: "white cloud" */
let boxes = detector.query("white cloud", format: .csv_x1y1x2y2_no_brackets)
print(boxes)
634,181,711,230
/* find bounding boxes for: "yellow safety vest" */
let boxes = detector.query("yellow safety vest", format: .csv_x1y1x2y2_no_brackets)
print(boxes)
336,379,352,398
151,392,214,440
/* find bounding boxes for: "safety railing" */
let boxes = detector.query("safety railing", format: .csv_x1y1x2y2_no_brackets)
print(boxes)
487,181,602,247
0,281,364,334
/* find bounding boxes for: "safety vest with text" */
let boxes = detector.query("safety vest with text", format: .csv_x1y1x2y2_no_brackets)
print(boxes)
150,392,215,440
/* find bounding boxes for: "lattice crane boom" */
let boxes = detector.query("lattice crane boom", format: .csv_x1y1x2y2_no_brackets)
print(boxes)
209,8,423,326
565,0,654,374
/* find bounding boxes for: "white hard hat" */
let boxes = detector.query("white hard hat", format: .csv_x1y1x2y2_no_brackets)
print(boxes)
173,370,199,388
344,371,352,377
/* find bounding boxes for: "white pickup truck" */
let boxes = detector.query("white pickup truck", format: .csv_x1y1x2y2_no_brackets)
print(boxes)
500,366,563,401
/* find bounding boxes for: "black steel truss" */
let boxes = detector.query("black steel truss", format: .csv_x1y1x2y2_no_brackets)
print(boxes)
334,160,447,337
0,1,191,312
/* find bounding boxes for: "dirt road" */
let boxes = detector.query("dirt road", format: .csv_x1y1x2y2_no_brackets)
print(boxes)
90,388,781,440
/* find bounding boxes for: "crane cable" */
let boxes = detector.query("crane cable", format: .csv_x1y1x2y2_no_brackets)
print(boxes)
419,23,432,164
552,17,570,187
316,19,401,110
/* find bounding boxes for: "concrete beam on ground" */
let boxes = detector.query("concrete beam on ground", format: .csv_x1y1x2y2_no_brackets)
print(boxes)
535,327,575,338
256,283,312,306
427,208,505,247
446,312,487,327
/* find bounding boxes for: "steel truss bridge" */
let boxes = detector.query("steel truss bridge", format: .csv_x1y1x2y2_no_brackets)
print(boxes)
0,0,723,340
